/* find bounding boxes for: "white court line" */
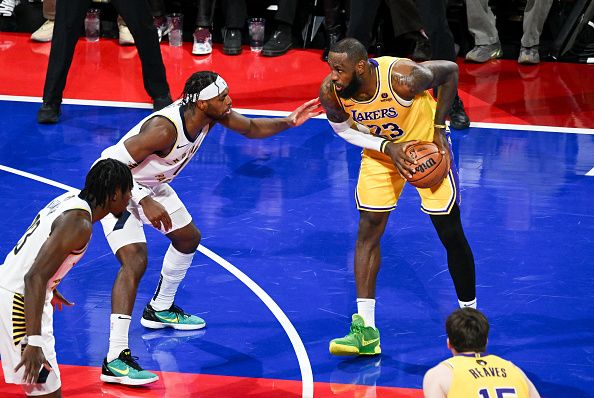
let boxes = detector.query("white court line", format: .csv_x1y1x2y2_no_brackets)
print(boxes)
0,164,314,398
2,94,594,132
470,122,594,135
586,167,594,177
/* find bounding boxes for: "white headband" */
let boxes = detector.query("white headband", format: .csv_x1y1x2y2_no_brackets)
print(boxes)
186,75,228,102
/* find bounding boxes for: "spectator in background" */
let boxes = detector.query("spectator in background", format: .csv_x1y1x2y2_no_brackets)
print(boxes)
321,0,347,61
37,0,172,124
31,0,54,42
347,0,431,61
465,0,554,64
31,0,166,45
192,0,247,56
423,308,541,398
262,0,298,57
416,0,470,129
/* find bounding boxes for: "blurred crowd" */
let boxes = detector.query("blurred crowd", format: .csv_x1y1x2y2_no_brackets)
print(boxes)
0,0,559,127
0,0,555,64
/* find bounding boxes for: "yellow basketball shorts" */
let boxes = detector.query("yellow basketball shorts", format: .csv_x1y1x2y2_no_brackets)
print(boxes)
355,151,461,215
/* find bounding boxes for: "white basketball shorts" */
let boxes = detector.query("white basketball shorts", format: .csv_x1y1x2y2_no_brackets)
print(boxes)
101,183,193,253
0,287,61,395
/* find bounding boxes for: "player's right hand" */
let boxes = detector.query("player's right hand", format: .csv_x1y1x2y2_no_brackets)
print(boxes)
139,197,172,231
384,140,419,179
15,345,50,384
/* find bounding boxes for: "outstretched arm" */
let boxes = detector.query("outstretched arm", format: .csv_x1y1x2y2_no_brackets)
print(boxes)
219,98,323,139
15,211,92,384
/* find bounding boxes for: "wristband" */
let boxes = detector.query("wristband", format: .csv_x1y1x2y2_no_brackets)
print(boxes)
380,139,391,153
27,335,44,347
434,124,447,129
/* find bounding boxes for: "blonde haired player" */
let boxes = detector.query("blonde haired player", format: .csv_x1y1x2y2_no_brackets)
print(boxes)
319,38,476,356
423,308,541,398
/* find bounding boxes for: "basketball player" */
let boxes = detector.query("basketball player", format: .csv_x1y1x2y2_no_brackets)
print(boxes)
423,308,541,398
319,38,476,356
0,159,133,397
98,71,323,385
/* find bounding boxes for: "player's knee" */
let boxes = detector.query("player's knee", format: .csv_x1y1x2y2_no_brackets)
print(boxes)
116,244,148,277
177,225,201,252
437,223,466,249
357,212,388,242
190,226,201,247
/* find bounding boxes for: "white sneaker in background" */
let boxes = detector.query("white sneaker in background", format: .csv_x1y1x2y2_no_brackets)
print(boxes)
31,19,54,42
192,28,212,55
118,22,135,46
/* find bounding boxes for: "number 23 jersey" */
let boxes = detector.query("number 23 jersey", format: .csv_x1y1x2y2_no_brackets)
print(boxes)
335,56,436,160
0,192,92,296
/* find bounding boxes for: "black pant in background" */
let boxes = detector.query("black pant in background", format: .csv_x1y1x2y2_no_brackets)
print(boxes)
348,0,423,49
196,0,248,29
415,0,456,61
43,0,170,104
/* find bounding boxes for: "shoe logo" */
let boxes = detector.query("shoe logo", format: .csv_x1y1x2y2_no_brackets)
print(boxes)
156,314,179,323
176,143,190,149
361,337,379,346
109,364,130,375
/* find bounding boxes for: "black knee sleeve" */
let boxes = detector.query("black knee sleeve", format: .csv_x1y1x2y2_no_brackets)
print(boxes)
430,204,476,302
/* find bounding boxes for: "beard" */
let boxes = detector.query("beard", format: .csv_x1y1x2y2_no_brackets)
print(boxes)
335,72,362,99
205,106,229,120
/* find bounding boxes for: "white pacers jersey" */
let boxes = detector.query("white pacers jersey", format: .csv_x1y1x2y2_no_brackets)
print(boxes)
0,192,92,296
101,101,210,186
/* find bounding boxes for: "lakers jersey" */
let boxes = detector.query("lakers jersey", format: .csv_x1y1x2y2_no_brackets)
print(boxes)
336,57,436,160
101,100,210,186
0,192,92,296
444,354,530,398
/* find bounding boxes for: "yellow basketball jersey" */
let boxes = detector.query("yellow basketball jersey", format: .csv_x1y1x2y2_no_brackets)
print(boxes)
444,354,530,398
335,56,436,160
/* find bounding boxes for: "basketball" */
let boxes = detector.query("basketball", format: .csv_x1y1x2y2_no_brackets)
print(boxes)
404,142,449,188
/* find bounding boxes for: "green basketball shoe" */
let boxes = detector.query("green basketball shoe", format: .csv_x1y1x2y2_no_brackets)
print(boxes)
140,303,206,330
329,314,381,356
100,349,159,385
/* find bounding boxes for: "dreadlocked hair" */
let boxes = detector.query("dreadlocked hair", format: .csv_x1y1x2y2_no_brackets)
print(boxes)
181,71,219,110
79,159,133,209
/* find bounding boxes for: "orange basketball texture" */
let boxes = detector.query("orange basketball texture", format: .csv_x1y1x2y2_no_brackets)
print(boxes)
404,142,449,188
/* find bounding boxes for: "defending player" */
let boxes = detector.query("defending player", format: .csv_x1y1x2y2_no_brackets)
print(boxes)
319,38,476,356
98,71,323,385
423,308,541,398
0,159,133,397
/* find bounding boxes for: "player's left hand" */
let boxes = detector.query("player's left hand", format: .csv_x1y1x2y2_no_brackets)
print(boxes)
15,345,51,384
51,289,74,311
287,98,324,127
433,126,451,169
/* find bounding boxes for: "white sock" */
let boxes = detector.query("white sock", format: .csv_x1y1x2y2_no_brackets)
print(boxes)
459,298,477,309
107,314,131,362
150,244,194,311
356,298,376,328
